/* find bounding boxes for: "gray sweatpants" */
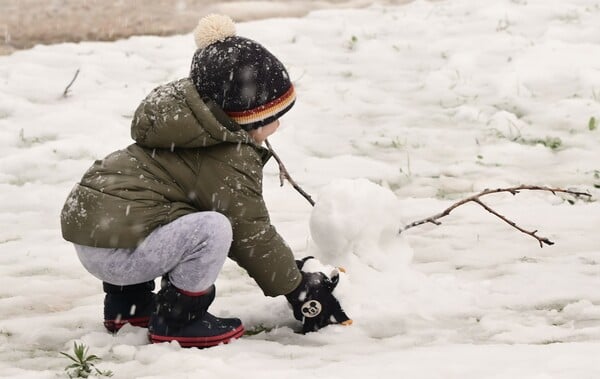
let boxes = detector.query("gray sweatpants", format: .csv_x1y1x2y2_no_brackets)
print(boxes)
75,211,232,293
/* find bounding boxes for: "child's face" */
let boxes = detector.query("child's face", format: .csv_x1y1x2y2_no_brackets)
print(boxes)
248,120,280,144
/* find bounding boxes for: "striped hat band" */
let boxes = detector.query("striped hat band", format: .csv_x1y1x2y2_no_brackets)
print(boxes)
227,86,296,126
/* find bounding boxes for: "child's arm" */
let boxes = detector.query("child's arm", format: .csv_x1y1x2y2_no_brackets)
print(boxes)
196,144,302,297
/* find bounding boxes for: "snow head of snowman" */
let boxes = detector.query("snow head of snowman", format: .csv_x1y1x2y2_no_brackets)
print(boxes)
309,178,413,271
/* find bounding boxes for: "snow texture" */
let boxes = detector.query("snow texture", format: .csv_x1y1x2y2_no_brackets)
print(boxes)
1,0,600,378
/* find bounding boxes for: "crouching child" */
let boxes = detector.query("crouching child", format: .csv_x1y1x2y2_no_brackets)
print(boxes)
60,14,350,348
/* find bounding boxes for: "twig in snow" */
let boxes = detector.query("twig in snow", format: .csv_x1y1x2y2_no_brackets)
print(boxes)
265,139,315,206
399,185,592,247
63,68,80,98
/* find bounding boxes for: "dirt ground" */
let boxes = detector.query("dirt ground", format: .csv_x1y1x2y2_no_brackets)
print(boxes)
0,0,409,55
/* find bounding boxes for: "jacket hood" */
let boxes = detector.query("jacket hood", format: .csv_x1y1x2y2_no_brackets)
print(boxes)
131,78,254,149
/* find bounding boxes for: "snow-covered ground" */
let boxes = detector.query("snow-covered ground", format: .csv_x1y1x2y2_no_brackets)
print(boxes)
1,0,600,377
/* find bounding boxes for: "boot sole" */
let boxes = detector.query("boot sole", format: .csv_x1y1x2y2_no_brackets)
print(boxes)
104,316,150,333
149,325,245,348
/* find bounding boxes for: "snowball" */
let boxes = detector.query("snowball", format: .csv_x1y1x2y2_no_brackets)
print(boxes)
194,14,236,49
309,178,413,271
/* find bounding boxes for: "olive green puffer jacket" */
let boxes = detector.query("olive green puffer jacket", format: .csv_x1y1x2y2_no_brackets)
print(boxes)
60,78,301,296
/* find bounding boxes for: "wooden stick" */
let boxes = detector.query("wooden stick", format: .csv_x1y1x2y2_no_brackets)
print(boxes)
63,68,80,97
265,139,315,206
399,185,591,247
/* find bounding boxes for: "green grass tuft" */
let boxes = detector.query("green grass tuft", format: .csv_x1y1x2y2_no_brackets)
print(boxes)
589,116,597,131
60,342,113,378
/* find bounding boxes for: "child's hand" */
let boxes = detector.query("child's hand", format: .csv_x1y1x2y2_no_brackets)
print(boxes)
286,257,352,333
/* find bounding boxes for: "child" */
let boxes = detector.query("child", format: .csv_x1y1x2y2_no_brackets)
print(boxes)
60,14,350,348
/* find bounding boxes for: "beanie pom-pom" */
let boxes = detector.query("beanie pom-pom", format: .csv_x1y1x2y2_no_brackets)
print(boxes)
194,14,236,49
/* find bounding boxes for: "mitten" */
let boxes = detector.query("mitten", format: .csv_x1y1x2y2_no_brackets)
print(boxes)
286,256,352,333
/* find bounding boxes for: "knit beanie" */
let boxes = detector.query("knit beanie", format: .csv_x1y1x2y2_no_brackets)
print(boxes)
190,14,296,131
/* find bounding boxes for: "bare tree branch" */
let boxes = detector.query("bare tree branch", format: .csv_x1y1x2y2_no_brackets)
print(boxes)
63,68,80,98
265,139,315,206
399,185,591,247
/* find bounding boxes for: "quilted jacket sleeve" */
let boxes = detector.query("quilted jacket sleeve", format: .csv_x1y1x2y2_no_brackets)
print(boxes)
193,143,302,297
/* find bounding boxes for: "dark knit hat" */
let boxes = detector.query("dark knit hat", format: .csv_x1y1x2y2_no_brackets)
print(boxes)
190,15,296,131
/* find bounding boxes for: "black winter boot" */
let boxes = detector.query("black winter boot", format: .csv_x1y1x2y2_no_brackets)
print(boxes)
148,279,244,348
286,257,352,333
103,280,156,333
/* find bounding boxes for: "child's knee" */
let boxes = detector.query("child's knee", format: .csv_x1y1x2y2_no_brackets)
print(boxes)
204,211,233,245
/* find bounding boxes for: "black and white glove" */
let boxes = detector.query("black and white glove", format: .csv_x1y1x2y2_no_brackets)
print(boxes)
286,256,352,333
